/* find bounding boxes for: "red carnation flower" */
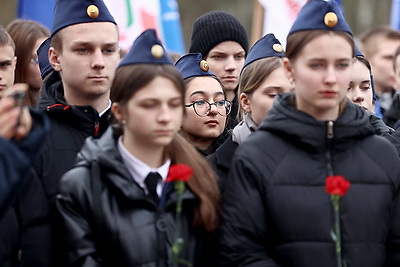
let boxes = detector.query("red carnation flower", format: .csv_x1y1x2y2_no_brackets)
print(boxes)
166,164,193,183
326,175,350,197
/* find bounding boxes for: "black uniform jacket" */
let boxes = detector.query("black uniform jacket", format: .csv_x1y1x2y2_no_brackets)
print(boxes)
219,93,400,267
56,128,216,266
36,72,111,201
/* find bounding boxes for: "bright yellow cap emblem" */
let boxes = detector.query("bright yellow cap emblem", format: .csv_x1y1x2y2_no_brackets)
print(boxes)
272,44,283,53
87,5,99,19
324,12,338,28
151,44,164,58
200,60,209,72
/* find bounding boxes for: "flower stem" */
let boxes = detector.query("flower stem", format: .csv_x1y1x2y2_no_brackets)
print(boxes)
171,181,185,266
332,195,343,267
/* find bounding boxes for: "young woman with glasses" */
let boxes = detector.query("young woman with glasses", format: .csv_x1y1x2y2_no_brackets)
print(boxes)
176,53,231,156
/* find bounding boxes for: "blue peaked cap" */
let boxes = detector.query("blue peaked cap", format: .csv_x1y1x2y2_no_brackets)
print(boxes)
175,53,216,80
51,0,116,37
289,0,352,36
118,29,173,68
243,33,284,70
37,38,53,79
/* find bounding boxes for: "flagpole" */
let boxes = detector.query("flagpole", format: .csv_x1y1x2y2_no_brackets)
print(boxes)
251,0,264,46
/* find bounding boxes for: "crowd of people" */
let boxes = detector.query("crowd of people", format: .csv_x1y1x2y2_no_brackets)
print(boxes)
1,0,400,266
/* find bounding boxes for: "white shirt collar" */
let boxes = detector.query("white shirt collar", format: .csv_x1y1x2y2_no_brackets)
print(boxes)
117,136,171,196
99,100,112,117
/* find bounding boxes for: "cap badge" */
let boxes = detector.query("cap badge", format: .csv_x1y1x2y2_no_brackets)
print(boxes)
151,44,164,58
200,60,209,72
324,12,338,28
272,44,283,53
87,5,99,19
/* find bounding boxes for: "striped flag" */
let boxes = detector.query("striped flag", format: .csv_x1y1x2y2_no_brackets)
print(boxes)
17,0,185,54
104,0,185,53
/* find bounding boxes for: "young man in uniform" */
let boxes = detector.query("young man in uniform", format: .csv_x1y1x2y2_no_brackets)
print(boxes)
13,0,120,264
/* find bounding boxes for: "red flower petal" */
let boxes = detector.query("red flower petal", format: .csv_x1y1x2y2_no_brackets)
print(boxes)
166,164,193,183
325,175,350,197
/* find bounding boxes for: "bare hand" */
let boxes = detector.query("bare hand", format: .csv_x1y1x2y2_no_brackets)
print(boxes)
0,83,32,141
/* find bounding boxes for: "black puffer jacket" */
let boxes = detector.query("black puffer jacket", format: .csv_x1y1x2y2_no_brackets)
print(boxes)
220,93,400,267
56,128,216,266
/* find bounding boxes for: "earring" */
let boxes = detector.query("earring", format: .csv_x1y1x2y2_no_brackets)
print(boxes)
121,120,127,125
289,77,294,84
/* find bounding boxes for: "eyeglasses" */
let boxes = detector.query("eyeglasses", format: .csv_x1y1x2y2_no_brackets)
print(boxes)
30,58,39,65
185,99,232,117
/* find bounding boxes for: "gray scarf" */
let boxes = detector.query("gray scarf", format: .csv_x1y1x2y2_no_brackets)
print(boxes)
232,114,258,144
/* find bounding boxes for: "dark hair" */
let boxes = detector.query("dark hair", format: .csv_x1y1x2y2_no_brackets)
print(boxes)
111,64,220,231
6,19,50,106
237,57,283,120
286,30,355,61
0,25,15,51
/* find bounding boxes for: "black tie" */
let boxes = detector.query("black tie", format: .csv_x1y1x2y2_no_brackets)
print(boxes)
145,172,161,203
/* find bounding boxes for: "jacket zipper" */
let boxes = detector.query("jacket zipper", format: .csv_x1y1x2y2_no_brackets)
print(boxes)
326,120,334,176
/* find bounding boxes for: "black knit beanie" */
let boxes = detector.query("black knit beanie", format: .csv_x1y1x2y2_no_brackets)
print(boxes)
189,11,249,57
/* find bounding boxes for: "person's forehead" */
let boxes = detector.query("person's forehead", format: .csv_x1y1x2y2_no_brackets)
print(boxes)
353,61,370,77
61,21,117,35
0,45,15,58
209,41,245,54
187,77,223,95
375,38,400,53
